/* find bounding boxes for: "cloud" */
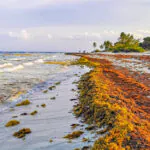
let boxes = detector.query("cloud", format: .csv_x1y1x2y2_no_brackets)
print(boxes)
8,30,31,40
137,30,150,34
103,30,119,35
48,34,53,39
63,32,102,40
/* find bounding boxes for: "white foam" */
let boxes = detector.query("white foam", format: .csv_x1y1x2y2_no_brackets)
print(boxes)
0,63,13,68
23,62,34,66
3,65,24,72
34,59,44,63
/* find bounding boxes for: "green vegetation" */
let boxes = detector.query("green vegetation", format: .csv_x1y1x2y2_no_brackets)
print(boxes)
5,120,20,127
92,49,101,53
93,42,97,50
30,110,38,115
64,131,84,139
13,128,31,138
99,32,145,52
140,37,150,50
16,100,30,106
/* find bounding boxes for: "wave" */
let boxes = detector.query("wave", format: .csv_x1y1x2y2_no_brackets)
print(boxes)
23,62,34,66
34,59,44,63
0,65,24,72
0,63,13,68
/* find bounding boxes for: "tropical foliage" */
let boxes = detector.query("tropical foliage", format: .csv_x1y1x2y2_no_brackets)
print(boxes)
100,32,145,52
140,37,150,50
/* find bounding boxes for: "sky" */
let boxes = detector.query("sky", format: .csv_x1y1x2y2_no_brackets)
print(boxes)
0,0,150,52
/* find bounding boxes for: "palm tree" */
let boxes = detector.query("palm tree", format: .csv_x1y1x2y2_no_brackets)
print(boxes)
93,42,97,50
103,41,113,50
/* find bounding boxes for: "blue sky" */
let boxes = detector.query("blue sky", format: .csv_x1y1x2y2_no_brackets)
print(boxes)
0,0,150,52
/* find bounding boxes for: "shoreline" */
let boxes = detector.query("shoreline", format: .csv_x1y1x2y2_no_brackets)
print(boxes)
71,54,150,149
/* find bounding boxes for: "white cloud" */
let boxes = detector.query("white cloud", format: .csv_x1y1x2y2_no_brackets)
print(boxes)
8,30,31,40
137,30,150,34
48,34,53,39
64,32,102,40
103,30,119,35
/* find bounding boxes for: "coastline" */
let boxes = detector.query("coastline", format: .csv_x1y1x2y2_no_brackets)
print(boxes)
0,52,149,150
71,53,150,149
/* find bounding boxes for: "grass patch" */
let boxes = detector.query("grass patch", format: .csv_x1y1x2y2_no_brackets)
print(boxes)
13,128,31,138
64,131,84,139
16,100,30,106
5,120,20,127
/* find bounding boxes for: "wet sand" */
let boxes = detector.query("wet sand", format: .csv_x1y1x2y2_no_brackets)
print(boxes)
0,65,96,150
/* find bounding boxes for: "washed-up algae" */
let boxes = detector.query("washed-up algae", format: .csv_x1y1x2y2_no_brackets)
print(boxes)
13,128,31,138
16,100,30,106
5,120,20,127
72,56,150,150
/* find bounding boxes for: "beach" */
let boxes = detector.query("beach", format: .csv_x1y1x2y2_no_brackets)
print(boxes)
0,52,150,150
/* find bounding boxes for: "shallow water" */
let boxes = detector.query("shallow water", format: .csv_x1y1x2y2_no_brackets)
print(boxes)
0,53,77,103
0,53,97,150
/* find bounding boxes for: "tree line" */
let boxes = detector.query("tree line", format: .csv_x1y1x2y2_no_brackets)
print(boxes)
92,32,150,53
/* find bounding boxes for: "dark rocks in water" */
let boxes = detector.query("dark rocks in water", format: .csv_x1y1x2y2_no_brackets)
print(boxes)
81,146,91,150
70,124,80,129
70,98,78,101
85,125,96,131
20,113,28,116
12,116,18,118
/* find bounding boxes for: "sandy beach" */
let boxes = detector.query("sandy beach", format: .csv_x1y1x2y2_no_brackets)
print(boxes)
0,52,150,150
